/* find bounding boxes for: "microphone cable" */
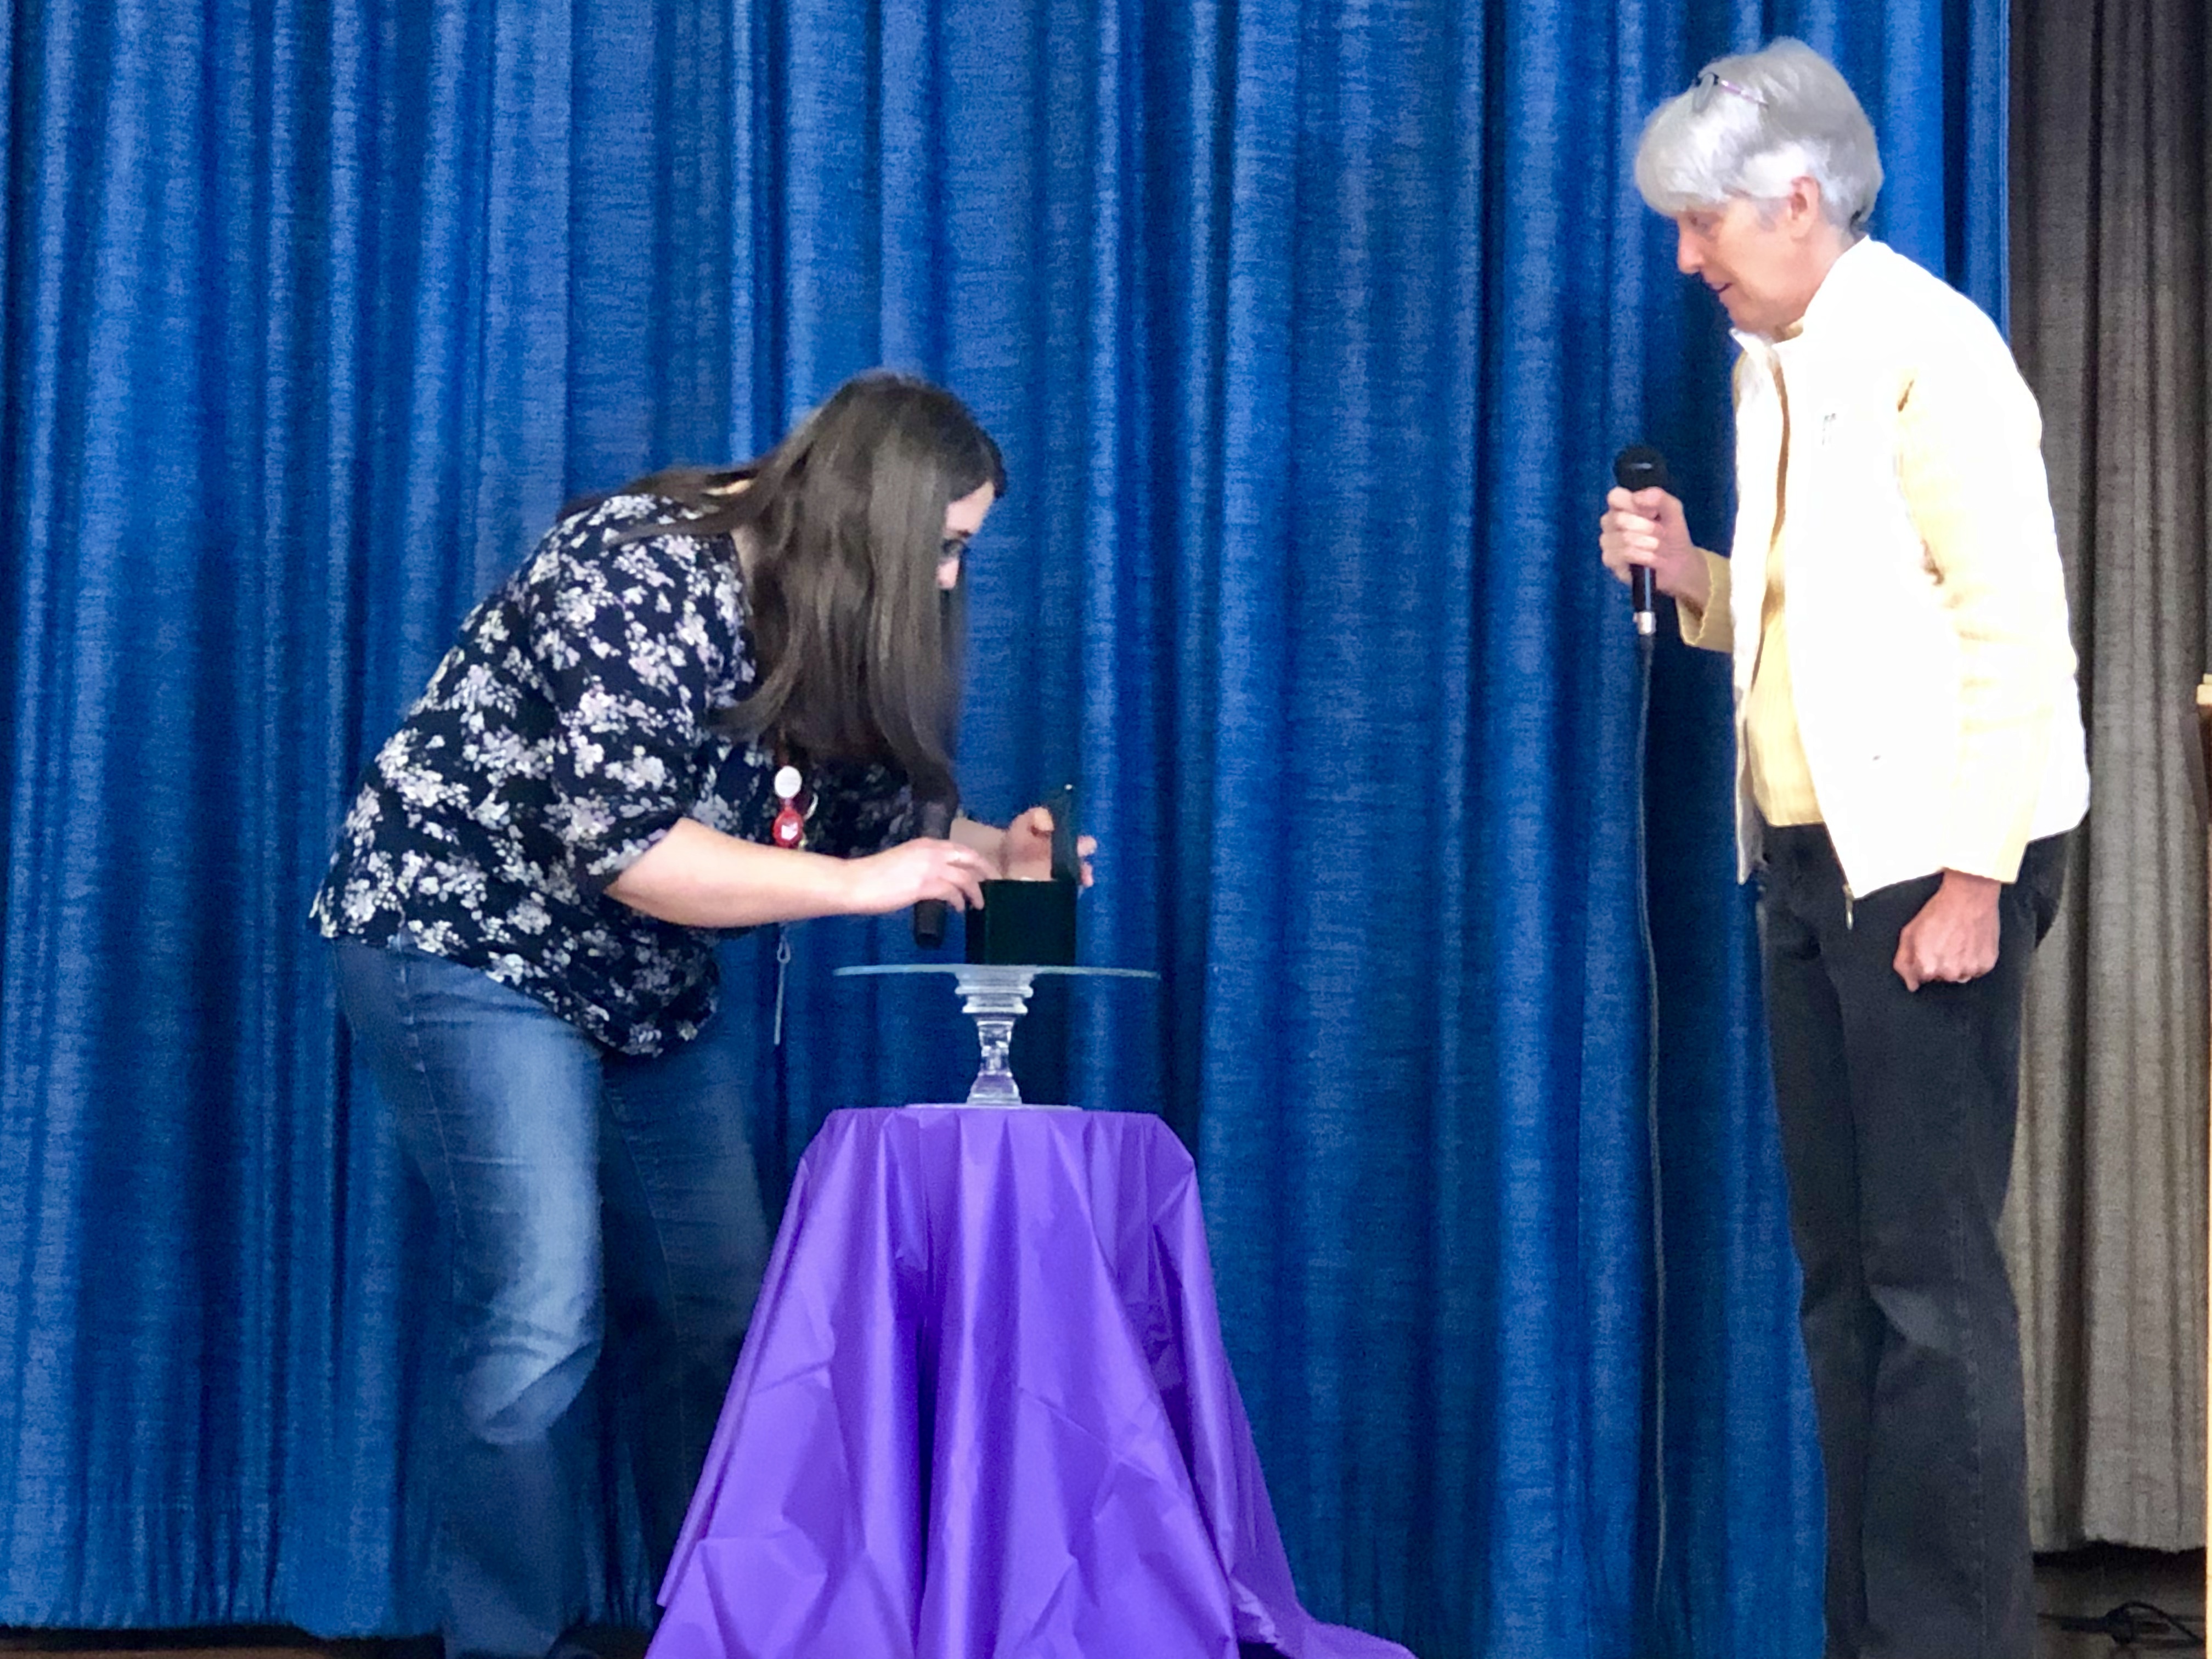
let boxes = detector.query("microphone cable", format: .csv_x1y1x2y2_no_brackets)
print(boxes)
1615,443,1672,1632
1634,608,1668,1631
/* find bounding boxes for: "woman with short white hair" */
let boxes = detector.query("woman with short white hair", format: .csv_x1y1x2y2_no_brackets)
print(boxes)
1599,37,2086,1659
1635,37,1883,235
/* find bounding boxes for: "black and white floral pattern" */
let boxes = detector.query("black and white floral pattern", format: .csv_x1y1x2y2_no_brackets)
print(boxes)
312,494,912,1055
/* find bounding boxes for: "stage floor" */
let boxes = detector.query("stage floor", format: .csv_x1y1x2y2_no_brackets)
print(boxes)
4,1551,2203,1659
2034,1545,2204,1655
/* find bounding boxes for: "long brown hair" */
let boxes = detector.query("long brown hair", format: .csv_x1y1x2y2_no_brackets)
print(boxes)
606,373,1005,801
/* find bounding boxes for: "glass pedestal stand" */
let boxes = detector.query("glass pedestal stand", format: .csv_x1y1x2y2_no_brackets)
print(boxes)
834,964,1159,1107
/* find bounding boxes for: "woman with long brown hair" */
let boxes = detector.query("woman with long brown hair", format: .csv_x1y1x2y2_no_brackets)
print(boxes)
312,371,1079,1659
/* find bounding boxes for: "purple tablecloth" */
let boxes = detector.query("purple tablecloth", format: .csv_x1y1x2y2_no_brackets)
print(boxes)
650,1107,1410,1659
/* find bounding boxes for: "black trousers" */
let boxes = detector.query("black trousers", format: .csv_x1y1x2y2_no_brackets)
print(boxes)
1757,824,2066,1659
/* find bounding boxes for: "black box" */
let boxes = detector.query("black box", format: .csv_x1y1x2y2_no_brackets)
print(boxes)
964,879,1077,966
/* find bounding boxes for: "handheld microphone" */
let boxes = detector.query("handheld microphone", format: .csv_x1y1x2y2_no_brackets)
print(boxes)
911,795,958,949
1046,782,1080,884
1612,444,1673,637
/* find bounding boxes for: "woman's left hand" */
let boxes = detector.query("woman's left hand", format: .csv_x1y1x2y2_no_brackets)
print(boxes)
997,805,1097,884
1894,870,2001,990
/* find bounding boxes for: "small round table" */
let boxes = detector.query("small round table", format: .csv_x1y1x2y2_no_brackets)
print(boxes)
833,963,1159,1107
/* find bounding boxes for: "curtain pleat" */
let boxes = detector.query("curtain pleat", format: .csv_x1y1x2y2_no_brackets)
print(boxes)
2006,0,2210,1554
0,3,2004,1653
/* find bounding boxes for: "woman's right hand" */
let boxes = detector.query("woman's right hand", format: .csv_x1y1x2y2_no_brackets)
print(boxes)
842,837,994,916
1599,487,1709,612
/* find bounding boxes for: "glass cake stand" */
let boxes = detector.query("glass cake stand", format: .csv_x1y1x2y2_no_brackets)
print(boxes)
833,964,1159,1108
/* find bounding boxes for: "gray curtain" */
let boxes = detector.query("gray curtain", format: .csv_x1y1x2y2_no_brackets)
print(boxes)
2006,0,2210,1551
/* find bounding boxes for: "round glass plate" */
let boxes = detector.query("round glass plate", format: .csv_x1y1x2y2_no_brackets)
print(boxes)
834,963,1159,1106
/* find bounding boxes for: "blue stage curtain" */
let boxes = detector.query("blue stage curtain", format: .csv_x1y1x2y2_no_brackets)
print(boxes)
0,1,2005,1655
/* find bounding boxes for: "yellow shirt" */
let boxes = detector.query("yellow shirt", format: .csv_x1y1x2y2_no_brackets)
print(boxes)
1676,349,2067,881
1742,354,1819,825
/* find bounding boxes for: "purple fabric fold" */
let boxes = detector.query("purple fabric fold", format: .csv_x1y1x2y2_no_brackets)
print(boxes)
650,1108,1410,1659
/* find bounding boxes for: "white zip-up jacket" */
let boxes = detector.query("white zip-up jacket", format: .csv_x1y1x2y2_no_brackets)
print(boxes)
1683,237,2089,897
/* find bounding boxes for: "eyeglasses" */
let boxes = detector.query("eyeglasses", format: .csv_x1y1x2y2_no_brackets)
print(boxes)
1691,70,1768,114
939,535,970,564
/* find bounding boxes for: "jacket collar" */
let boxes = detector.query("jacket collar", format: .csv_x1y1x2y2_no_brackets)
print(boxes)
1732,235,1887,363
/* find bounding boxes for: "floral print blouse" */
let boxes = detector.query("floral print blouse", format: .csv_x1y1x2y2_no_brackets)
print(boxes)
311,493,912,1054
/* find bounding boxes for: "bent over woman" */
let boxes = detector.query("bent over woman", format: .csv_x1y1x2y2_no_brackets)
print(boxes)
313,373,1073,1659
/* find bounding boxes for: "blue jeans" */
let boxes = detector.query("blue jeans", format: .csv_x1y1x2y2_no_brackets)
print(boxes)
332,940,768,1659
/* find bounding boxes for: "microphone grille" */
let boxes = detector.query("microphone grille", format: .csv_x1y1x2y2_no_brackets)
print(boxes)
1613,444,1674,494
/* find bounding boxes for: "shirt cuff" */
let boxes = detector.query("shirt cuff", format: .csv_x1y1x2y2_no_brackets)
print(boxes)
567,811,683,891
1939,799,2036,885
1674,549,1733,652
1938,724,2051,884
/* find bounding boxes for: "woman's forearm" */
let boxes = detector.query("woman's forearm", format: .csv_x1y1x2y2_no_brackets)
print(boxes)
605,818,857,928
